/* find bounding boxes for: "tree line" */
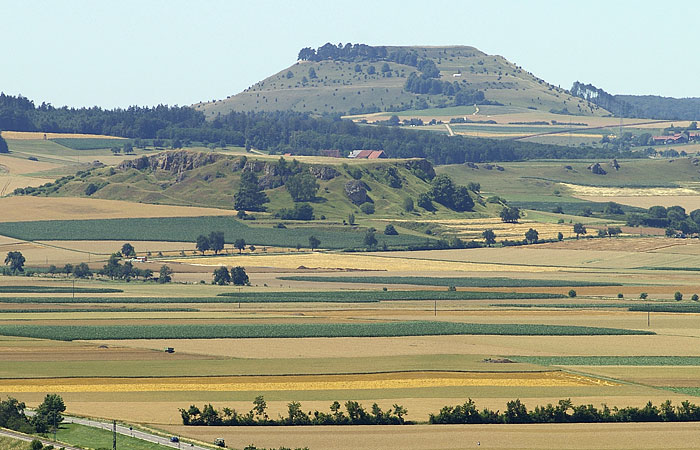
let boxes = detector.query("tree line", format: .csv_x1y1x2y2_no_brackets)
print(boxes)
0,93,644,164
0,394,65,434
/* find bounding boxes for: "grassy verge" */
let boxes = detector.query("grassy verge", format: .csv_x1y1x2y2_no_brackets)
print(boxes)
54,422,171,450
0,436,26,450
279,276,622,287
512,356,700,366
0,322,654,341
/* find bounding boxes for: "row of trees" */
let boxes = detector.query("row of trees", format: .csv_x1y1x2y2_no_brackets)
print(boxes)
0,394,65,434
430,398,700,424
0,93,643,164
212,266,249,286
181,396,408,426
627,205,700,235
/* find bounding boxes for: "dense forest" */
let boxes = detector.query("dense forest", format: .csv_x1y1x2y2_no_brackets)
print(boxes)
0,93,641,164
571,81,700,120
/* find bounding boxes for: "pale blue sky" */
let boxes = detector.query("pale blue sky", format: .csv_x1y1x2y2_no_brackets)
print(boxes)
3,0,698,108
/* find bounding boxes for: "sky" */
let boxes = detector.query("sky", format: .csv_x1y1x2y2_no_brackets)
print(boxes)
3,0,699,108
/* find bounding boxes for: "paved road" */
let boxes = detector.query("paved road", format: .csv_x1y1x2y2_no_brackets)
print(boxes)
0,427,83,450
66,416,212,450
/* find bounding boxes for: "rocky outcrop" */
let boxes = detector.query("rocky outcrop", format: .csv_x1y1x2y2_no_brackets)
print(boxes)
344,180,370,205
309,166,339,180
118,151,220,175
588,162,607,175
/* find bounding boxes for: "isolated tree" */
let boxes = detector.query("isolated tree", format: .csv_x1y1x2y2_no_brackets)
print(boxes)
568,289,577,298
209,231,225,255
308,67,317,79
364,229,378,249
234,170,269,211
231,266,249,286
4,251,25,273
308,235,321,250
63,263,74,276
384,224,398,235
347,213,356,225
402,197,414,212
557,232,564,241
675,291,683,301
0,135,8,153
31,394,65,433
123,141,134,154
607,226,622,237
158,265,173,284
234,238,246,254
367,65,376,75
525,228,539,244
213,266,231,285
482,229,496,247
500,206,521,223
286,171,319,202
573,223,587,239
196,235,210,254
120,243,136,258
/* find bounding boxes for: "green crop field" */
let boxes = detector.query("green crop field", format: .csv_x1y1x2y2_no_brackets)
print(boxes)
0,322,654,341
51,138,131,150
0,286,123,294
279,276,621,287
513,356,700,366
0,216,431,249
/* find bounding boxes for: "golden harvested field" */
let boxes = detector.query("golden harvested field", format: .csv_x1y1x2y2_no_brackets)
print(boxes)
0,371,612,393
561,366,700,387
1,131,124,140
0,196,237,222
162,422,700,450
171,252,561,272
563,182,699,197
578,194,700,211
393,217,578,241
0,154,62,174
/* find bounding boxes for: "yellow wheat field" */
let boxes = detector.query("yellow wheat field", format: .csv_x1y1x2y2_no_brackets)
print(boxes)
393,218,577,241
0,371,615,393
561,182,699,197
170,252,560,272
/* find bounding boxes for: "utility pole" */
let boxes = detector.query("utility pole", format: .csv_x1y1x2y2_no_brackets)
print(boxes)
72,279,75,299
434,299,437,316
648,311,650,327
53,412,57,442
113,420,117,450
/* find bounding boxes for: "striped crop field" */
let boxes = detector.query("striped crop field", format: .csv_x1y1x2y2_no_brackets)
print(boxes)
0,322,654,341
279,276,621,287
0,371,615,393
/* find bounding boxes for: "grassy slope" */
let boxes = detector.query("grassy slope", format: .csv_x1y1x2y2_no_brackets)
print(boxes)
24,152,497,223
196,45,604,117
55,423,171,450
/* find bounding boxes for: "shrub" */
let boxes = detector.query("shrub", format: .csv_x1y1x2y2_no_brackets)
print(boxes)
360,203,375,214
384,224,398,235
617,293,624,299
640,292,648,299
568,289,577,298
693,294,699,302
675,291,683,301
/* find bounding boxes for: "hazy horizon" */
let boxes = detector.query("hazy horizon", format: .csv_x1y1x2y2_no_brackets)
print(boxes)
3,0,699,108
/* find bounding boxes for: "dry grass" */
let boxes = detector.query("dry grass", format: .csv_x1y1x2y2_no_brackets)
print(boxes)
0,196,237,222
1,131,124,140
394,217,577,241
0,154,62,174
563,182,699,197
161,421,700,450
169,252,562,272
578,194,700,210
0,371,611,393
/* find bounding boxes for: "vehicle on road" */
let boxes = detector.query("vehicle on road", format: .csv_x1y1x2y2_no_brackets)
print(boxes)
170,436,179,443
214,437,226,447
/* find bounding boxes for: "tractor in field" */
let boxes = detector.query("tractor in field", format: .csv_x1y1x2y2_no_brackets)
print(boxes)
214,437,226,447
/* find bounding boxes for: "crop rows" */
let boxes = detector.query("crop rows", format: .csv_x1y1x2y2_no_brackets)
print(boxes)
0,216,429,249
0,307,197,313
0,321,654,341
0,286,123,293
495,303,700,313
280,276,622,287
513,356,700,366
51,138,130,150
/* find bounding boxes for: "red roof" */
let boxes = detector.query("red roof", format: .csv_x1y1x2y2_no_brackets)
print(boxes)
367,150,386,159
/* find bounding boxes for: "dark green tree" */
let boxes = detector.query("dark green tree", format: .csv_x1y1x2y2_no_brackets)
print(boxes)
452,186,474,212
525,228,539,244
308,67,317,79
63,263,74,276
308,235,321,250
32,394,65,433
72,262,92,278
234,238,246,254
0,134,8,153
209,231,225,255
121,243,136,258
213,266,231,285
286,171,319,202
402,197,414,212
500,206,521,223
364,229,378,249
234,170,269,211
231,266,249,286
196,235,210,254
417,193,434,211
482,229,496,246
158,265,173,284
4,251,25,273
573,223,587,239
384,224,398,235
